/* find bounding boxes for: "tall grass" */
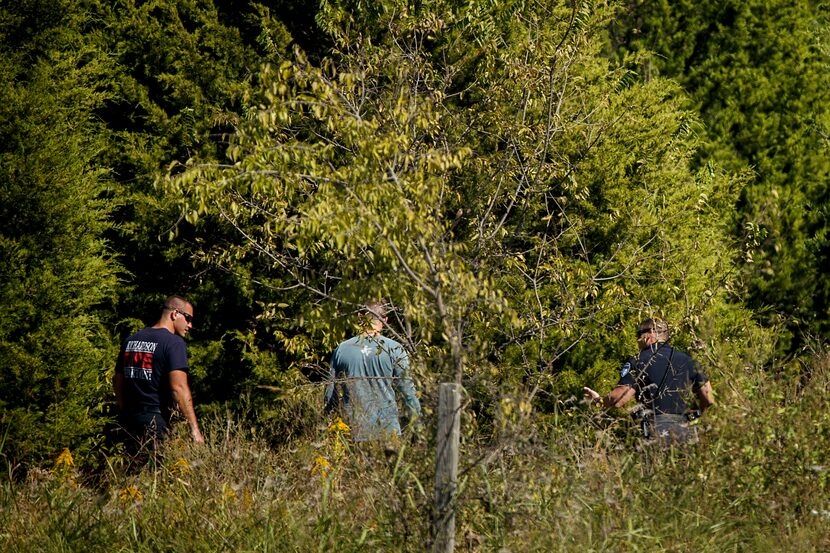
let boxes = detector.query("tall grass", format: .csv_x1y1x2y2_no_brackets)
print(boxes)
2,352,828,552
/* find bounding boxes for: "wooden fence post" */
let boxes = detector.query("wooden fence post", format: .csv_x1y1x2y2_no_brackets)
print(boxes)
432,383,461,553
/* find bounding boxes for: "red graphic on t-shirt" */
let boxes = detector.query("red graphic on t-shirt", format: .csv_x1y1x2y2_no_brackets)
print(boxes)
125,351,154,370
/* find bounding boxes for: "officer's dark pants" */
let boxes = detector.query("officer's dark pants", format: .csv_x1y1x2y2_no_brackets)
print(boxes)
646,413,698,446
119,409,168,467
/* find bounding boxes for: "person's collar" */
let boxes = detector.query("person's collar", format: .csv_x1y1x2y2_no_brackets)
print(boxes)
650,341,668,352
152,323,174,334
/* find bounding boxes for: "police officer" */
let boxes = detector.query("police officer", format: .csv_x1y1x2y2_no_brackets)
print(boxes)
583,318,714,444
114,295,204,462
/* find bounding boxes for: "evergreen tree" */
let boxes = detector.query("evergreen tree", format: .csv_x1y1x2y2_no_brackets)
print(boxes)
612,0,830,348
90,0,297,407
0,6,119,468
0,0,303,467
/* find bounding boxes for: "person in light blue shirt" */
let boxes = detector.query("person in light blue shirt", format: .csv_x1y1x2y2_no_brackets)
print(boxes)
325,299,421,442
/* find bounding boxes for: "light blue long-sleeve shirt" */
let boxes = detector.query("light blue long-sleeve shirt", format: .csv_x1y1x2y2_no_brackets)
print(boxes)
324,334,421,441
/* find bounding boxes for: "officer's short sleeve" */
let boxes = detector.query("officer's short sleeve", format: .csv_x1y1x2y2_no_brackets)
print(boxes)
167,336,189,372
688,358,708,391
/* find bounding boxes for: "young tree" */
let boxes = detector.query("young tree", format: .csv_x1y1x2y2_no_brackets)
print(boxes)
165,0,744,405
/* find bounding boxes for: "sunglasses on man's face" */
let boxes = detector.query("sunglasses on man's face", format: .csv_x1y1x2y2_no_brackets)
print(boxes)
636,327,653,337
176,310,194,323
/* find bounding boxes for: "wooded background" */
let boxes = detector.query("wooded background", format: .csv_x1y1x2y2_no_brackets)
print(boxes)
2,0,828,470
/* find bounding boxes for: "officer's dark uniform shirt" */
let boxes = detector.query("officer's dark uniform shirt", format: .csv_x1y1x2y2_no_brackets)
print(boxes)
115,327,189,416
617,343,708,415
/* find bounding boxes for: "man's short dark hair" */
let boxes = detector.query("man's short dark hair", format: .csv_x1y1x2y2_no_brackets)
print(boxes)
163,295,190,313
640,317,669,341
364,299,387,321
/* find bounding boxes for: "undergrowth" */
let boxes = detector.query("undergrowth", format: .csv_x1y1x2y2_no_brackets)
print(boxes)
2,353,828,552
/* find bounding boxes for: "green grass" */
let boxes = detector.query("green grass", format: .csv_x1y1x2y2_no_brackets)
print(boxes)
2,354,829,552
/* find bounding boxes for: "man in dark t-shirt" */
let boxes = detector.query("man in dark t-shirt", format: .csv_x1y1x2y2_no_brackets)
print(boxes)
583,318,715,444
114,295,204,457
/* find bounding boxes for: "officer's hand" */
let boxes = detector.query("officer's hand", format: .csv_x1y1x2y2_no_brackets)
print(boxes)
192,429,205,444
583,387,601,403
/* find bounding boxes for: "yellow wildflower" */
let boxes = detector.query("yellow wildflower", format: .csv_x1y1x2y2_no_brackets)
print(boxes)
311,455,332,478
52,448,78,488
119,485,143,502
55,448,74,469
222,483,239,502
170,457,192,476
241,488,254,510
327,417,351,436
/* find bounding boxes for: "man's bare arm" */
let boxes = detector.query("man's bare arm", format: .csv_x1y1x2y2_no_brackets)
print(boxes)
583,385,635,409
169,370,204,444
696,381,715,412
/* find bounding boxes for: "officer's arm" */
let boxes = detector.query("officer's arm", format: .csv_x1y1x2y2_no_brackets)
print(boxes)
695,381,715,412
583,385,635,409
393,351,421,419
170,370,204,444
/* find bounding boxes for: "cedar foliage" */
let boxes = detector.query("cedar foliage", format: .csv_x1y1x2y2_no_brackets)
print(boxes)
0,4,118,466
611,0,830,348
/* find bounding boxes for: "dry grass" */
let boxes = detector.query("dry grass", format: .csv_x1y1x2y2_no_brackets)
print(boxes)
2,354,829,552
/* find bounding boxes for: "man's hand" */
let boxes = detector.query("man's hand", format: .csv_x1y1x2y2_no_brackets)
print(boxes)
583,387,601,404
696,381,715,412
192,428,205,444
